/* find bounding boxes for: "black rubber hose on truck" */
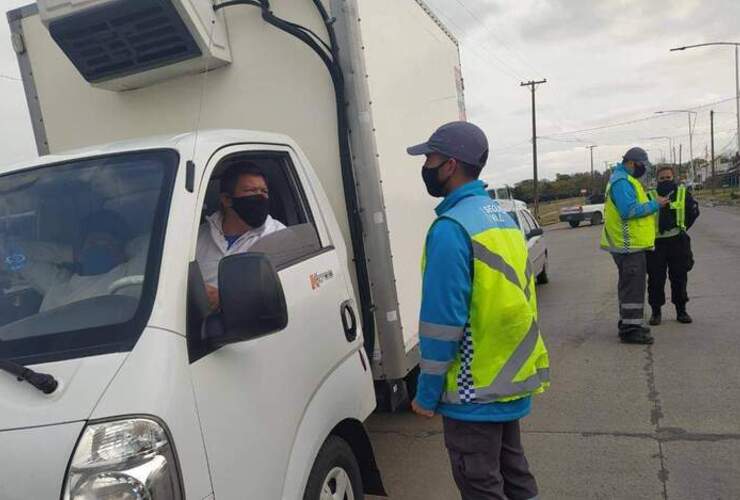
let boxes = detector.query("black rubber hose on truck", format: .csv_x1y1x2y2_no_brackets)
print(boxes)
213,1,377,360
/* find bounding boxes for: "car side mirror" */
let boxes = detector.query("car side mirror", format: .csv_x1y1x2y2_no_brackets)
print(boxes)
211,252,288,346
527,227,544,239
195,253,288,354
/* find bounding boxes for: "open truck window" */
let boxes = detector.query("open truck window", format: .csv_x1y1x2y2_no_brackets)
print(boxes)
198,152,322,271
0,150,177,365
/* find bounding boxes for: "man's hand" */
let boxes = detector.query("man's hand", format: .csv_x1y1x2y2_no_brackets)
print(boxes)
411,399,435,418
656,196,670,207
206,285,220,311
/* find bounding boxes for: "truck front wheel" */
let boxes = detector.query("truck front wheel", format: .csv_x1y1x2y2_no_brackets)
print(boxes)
591,212,603,225
569,220,580,228
304,436,363,500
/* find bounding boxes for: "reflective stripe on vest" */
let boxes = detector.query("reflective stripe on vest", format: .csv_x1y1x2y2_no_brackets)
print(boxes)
648,185,687,238
423,195,550,405
600,175,656,252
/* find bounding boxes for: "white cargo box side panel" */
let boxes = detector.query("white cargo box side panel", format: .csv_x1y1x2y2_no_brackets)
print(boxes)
358,0,464,353
14,1,352,260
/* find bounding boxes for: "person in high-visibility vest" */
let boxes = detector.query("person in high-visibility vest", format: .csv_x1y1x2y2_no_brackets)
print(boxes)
646,165,700,325
601,147,670,344
407,121,549,500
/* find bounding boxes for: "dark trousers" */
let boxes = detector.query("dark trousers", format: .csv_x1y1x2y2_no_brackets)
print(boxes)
647,233,693,310
611,251,647,332
443,417,538,500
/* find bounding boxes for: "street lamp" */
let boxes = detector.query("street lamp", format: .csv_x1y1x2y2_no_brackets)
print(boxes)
655,110,698,181
671,42,740,155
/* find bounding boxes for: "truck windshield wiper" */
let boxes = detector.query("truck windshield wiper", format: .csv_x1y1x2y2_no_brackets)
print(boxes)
0,358,58,394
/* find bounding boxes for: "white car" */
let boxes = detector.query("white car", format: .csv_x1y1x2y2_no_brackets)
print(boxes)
491,198,549,285
559,194,606,228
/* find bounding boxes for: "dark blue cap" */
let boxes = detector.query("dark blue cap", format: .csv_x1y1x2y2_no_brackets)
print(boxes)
407,121,490,168
623,147,651,165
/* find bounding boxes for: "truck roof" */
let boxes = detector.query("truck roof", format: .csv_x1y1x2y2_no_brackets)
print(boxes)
0,129,295,174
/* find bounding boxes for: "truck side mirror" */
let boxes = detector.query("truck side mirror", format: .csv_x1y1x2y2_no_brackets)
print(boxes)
214,253,288,345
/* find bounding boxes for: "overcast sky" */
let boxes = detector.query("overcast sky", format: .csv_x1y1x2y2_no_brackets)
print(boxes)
1,0,739,185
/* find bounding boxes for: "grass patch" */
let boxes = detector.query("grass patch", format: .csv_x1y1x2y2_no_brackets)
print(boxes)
530,197,585,226
693,187,740,206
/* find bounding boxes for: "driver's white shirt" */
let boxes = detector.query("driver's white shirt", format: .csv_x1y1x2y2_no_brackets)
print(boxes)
20,237,148,312
196,212,285,287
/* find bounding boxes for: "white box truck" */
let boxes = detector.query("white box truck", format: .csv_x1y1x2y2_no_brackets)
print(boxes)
1,0,465,498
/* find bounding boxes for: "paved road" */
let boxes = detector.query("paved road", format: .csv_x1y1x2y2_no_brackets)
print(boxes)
368,205,740,500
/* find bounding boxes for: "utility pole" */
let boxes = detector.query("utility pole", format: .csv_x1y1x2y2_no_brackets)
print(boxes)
711,109,716,193
736,45,739,153
587,145,597,193
678,144,683,179
688,113,695,182
521,79,547,218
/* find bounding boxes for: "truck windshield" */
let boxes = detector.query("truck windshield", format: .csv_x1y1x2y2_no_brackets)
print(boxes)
0,150,177,365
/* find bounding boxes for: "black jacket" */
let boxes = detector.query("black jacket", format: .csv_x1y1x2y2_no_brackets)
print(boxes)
657,188,700,234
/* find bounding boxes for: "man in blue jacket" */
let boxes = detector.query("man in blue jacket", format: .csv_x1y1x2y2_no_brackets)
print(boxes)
600,147,669,344
408,122,549,500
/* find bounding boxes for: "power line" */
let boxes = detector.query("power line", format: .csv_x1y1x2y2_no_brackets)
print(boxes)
450,0,542,78
432,9,526,82
540,96,739,138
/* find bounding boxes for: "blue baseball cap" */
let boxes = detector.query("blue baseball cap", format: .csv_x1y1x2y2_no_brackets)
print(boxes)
623,147,651,165
407,121,490,168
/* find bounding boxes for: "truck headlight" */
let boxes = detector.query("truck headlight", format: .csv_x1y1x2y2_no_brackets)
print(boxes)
63,418,183,500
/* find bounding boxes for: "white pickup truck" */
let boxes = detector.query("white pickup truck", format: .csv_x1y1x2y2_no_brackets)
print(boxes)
559,193,606,228
1,0,466,498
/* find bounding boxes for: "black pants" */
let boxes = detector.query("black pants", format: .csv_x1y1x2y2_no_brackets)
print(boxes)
647,233,693,309
443,417,538,500
611,251,647,332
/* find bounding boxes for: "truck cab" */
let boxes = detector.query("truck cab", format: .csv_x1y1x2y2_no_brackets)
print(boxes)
0,130,383,499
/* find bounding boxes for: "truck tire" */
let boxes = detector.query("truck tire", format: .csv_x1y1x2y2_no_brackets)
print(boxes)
304,436,363,500
569,221,580,228
591,212,603,225
536,260,549,285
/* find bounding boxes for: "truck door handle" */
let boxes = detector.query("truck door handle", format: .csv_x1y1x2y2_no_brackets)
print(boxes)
340,300,357,342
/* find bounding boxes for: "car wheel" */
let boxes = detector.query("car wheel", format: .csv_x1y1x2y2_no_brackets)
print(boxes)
591,212,603,225
536,260,549,285
569,221,580,228
304,436,363,500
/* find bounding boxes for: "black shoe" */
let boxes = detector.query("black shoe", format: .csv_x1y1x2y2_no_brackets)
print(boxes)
676,309,693,324
620,330,655,345
649,309,662,326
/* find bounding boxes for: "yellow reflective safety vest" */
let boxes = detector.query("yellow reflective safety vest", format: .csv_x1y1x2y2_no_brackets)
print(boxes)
648,185,687,238
424,195,550,404
600,173,656,253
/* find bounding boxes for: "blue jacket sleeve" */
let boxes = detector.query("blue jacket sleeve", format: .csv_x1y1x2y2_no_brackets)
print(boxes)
610,179,659,219
415,218,472,411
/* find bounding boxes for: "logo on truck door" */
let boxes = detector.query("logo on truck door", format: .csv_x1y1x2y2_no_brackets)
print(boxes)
310,270,334,290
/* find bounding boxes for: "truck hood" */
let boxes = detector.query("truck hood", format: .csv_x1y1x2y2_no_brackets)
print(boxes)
0,421,85,500
0,352,127,431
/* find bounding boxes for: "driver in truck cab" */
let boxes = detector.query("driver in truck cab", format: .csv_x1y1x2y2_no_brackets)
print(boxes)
7,210,146,312
196,163,285,310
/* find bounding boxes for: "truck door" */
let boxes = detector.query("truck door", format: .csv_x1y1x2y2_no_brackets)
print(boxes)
187,144,363,499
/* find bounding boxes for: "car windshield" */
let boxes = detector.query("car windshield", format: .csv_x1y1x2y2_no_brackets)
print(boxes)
0,150,177,364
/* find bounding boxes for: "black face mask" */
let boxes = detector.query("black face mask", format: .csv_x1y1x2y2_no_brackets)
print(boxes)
231,195,270,228
656,180,677,197
422,160,452,198
632,163,647,179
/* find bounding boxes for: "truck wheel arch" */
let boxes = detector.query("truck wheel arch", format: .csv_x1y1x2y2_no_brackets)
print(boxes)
329,419,386,496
